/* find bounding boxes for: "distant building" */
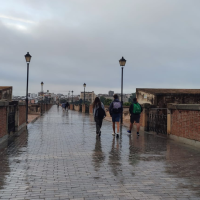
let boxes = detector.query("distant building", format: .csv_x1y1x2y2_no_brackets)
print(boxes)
30,93,37,98
97,94,108,97
108,91,114,96
114,93,129,103
80,91,96,103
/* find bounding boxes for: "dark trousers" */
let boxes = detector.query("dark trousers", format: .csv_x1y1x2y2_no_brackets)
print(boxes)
95,117,103,133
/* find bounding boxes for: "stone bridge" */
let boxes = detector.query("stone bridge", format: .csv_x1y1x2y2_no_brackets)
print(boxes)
0,105,200,199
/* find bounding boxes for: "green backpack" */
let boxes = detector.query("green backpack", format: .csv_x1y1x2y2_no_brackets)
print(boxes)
133,103,141,114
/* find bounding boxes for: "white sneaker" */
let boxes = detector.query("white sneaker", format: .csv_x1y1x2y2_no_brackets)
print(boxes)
112,132,115,136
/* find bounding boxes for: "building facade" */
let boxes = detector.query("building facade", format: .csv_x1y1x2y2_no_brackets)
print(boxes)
136,88,200,107
108,91,114,96
80,91,96,103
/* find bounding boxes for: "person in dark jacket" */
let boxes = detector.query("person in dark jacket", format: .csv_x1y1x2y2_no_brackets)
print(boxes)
109,94,122,137
65,102,69,111
127,98,143,136
93,97,105,136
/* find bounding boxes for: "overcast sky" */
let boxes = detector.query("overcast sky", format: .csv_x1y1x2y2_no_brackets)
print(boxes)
0,0,200,96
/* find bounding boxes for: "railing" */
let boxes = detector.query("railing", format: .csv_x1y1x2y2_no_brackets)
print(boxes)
147,108,167,134
85,104,89,113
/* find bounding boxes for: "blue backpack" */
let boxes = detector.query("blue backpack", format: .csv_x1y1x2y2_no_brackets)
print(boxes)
112,102,121,114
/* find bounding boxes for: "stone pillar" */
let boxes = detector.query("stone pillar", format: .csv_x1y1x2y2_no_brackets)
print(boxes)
167,105,172,135
74,105,80,111
15,102,19,131
89,105,93,115
142,103,150,131
0,101,9,143
82,104,86,113
70,104,73,110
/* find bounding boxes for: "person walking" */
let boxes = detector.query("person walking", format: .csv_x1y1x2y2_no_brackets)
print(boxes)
93,97,106,136
127,97,143,136
61,102,66,111
109,94,122,137
65,101,69,111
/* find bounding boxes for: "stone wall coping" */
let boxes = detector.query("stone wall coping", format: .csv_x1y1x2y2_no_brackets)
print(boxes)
0,101,9,106
28,104,40,107
19,102,26,106
168,103,200,111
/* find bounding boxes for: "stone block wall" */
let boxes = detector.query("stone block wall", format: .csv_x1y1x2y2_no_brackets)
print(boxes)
70,104,73,110
0,107,7,140
28,105,40,114
171,109,200,142
74,105,80,111
19,105,26,126
82,104,86,113
89,105,93,115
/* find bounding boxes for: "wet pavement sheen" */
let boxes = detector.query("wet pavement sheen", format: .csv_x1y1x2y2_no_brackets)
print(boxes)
0,105,200,200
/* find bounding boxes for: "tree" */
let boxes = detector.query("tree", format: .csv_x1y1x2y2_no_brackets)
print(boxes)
128,93,136,103
100,96,106,104
124,102,131,106
104,98,112,106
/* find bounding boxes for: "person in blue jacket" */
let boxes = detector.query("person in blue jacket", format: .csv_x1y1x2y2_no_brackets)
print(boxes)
109,94,122,137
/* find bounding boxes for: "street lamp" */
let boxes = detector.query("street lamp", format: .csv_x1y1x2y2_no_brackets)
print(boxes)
41,82,44,95
119,56,126,124
68,91,71,102
40,82,44,115
24,52,32,123
83,83,86,104
71,90,74,103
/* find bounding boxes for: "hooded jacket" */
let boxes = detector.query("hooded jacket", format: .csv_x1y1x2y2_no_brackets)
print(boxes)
93,102,105,117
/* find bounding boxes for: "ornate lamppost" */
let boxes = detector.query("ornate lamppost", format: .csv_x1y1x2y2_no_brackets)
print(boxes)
41,82,44,114
119,56,126,124
24,52,32,123
41,82,44,95
68,91,71,102
83,83,86,104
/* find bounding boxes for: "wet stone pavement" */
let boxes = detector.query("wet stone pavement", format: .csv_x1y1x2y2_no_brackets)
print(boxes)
0,106,200,200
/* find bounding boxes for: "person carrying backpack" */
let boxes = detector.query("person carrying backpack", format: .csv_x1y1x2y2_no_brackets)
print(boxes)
127,97,143,136
65,102,69,111
62,102,66,111
109,94,122,137
93,97,106,136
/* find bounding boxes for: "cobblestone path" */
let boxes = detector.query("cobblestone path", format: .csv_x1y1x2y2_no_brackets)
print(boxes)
0,105,200,200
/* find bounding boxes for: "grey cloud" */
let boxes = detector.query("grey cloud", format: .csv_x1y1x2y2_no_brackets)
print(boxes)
1,0,200,96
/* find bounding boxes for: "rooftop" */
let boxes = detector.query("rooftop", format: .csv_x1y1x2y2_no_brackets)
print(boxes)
0,86,12,90
136,88,200,94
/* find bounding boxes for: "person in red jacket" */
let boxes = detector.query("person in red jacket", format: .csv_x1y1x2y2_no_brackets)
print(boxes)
127,98,143,136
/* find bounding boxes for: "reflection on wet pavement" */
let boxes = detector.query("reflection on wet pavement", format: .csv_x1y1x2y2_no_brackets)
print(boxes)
0,105,200,199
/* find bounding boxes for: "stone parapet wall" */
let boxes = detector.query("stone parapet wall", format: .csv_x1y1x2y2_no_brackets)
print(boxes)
19,105,26,126
171,110,200,141
69,104,73,110
0,106,7,140
89,105,93,115
0,101,53,143
28,104,40,114
168,104,200,143
28,104,52,114
82,104,85,113
74,105,80,111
